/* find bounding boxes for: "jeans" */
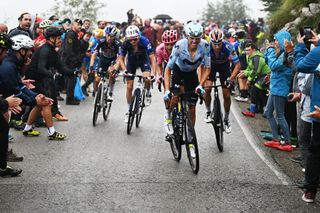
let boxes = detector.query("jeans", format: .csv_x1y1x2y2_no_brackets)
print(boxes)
264,94,291,142
299,120,312,167
305,121,320,192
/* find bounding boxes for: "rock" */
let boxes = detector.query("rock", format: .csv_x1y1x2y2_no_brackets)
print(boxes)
309,3,320,14
301,7,313,17
292,17,302,26
290,9,298,16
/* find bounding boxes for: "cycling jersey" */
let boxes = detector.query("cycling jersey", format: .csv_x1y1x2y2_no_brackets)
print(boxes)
167,38,210,72
156,43,170,65
94,38,121,60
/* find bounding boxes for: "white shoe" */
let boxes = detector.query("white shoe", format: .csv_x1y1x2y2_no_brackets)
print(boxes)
234,96,248,102
204,111,212,123
124,112,129,123
164,119,174,135
188,144,196,159
224,120,231,134
145,91,152,106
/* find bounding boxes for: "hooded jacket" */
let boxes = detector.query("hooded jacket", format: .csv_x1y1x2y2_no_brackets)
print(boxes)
265,31,293,97
244,50,270,82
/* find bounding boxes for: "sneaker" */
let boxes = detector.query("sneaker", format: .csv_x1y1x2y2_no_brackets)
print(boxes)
290,156,303,163
6,149,23,162
224,120,231,134
302,191,317,203
53,113,69,121
276,143,293,152
124,112,129,123
22,128,40,137
0,165,22,177
145,92,152,106
164,118,174,135
263,140,281,148
188,144,196,159
204,111,212,123
48,131,66,140
234,96,248,102
81,86,89,96
242,111,255,117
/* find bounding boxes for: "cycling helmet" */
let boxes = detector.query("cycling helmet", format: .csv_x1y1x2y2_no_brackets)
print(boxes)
125,25,140,38
0,33,13,49
209,29,224,44
161,30,178,44
105,24,117,36
185,21,203,38
44,27,62,39
93,28,104,37
11,34,34,51
39,20,52,29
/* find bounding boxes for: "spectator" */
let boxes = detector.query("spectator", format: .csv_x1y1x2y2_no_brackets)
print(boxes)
142,18,156,47
97,20,106,30
8,12,33,38
0,23,8,34
82,19,91,32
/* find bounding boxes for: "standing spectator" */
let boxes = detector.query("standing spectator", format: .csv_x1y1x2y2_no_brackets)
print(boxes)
60,19,83,105
263,31,293,152
142,18,156,48
82,19,91,32
8,12,33,38
127,9,134,25
0,23,8,34
97,20,106,30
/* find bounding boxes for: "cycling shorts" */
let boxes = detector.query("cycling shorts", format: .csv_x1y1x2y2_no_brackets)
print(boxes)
126,55,151,80
209,62,231,85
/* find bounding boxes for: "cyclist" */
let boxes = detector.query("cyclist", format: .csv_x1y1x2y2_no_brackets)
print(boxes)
88,25,121,101
115,25,156,123
163,21,211,131
203,29,241,134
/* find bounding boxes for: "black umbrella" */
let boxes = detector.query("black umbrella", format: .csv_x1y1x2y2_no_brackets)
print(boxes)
153,14,172,22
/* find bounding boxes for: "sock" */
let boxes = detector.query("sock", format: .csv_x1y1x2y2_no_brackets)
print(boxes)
250,104,256,113
24,124,33,131
224,111,230,121
48,126,55,136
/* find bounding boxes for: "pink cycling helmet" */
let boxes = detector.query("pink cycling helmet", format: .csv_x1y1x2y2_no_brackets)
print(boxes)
161,30,178,44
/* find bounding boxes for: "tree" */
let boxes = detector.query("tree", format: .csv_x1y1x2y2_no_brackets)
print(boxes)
48,0,106,23
202,0,249,25
260,0,283,13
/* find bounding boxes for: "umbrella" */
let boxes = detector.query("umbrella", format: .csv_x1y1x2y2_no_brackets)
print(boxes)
153,14,172,22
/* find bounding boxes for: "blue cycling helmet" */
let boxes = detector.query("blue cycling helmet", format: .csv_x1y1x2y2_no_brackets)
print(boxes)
105,24,117,36
185,21,203,38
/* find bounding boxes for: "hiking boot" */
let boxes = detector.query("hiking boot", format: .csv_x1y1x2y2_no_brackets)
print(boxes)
23,128,40,137
48,131,66,140
277,143,293,152
242,111,255,117
0,165,22,177
6,149,23,162
164,118,173,135
204,111,212,123
263,140,281,148
53,113,69,121
302,191,317,203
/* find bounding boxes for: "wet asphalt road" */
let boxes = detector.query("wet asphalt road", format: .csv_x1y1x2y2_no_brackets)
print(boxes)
1,80,320,213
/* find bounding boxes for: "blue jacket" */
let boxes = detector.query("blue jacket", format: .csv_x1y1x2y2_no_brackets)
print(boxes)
294,40,320,122
0,50,37,106
265,31,293,97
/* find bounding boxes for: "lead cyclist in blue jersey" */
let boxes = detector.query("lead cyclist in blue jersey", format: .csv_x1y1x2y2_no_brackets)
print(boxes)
203,29,241,134
163,21,211,134
115,25,156,123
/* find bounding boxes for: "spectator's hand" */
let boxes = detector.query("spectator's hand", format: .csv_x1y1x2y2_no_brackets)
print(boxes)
309,30,319,47
307,105,320,119
237,71,245,79
284,39,294,53
9,106,22,114
22,79,35,89
5,95,22,107
288,92,301,102
297,35,305,44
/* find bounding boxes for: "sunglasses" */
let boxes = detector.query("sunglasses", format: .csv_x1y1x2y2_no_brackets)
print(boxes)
189,37,201,41
129,38,139,42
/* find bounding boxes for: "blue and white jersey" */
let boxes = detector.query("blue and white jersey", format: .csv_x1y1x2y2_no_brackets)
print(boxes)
210,40,239,65
167,38,211,72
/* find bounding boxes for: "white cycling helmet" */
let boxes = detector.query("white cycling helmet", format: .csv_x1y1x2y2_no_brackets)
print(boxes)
11,34,34,51
39,20,52,29
125,25,140,38
185,21,203,38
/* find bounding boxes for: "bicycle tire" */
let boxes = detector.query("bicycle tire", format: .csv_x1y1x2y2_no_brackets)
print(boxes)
102,86,110,121
184,113,200,174
136,89,145,128
170,108,182,161
127,89,140,134
92,84,102,126
213,97,224,152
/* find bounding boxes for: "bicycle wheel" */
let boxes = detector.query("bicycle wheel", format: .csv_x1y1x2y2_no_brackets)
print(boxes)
102,86,111,121
136,89,145,128
92,84,102,126
184,113,200,174
127,89,140,134
169,109,182,161
212,97,224,152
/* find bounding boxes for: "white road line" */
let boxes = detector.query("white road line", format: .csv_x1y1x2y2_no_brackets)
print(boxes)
231,103,291,185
